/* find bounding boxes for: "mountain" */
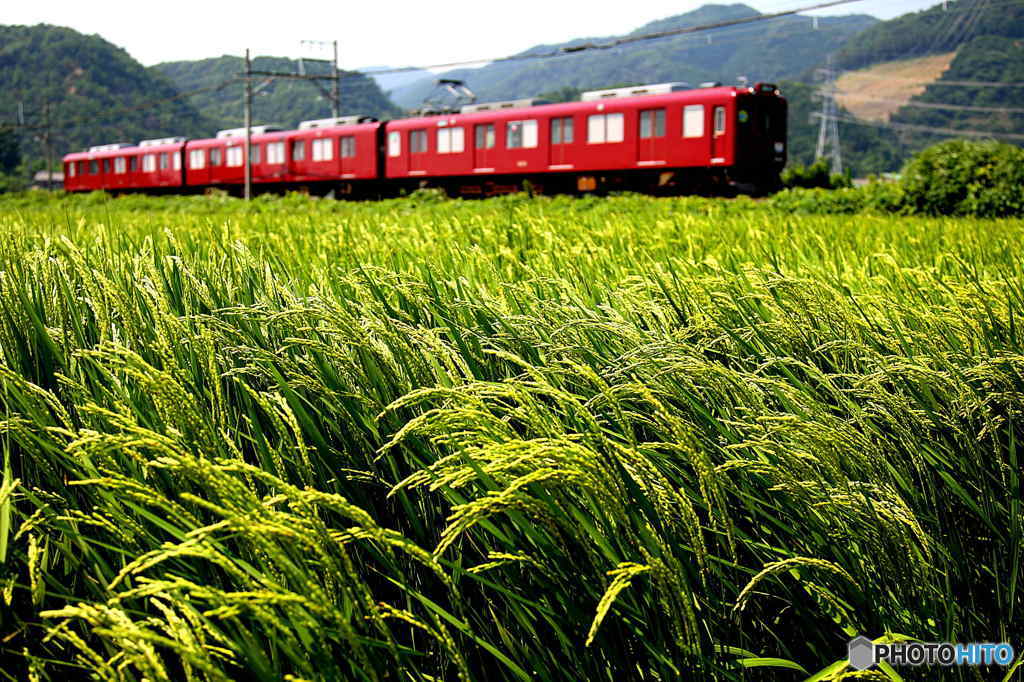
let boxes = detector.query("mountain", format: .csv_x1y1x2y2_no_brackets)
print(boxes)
359,66,435,98
834,0,1024,164
0,24,210,168
386,4,877,110
835,0,1023,70
153,57,402,133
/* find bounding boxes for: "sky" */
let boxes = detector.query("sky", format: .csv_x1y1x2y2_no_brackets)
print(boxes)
5,0,942,70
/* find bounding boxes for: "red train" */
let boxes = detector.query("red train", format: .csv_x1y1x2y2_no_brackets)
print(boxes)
63,82,787,197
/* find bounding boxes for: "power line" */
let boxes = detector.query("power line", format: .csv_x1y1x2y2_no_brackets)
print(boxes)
834,91,1024,114
816,112,1024,141
356,0,872,77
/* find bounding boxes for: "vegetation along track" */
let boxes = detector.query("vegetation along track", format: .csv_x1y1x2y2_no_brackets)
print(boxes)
0,191,1021,680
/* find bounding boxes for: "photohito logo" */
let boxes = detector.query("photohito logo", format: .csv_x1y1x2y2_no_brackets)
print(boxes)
848,636,1015,670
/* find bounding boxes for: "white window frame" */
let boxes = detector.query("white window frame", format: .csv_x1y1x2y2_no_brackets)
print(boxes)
267,141,286,165
683,105,705,139
226,146,243,167
436,126,465,154
189,149,205,170
506,120,537,149
312,138,334,162
143,154,156,172
388,131,401,157
587,113,624,144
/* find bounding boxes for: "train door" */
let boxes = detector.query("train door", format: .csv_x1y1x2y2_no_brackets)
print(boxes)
548,116,572,167
339,135,355,176
474,123,495,169
637,108,667,164
711,106,727,163
409,129,427,173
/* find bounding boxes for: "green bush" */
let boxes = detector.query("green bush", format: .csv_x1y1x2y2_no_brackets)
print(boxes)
781,158,853,190
900,139,1024,217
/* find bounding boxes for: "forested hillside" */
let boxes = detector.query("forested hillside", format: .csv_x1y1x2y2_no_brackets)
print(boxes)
0,24,210,174
154,57,401,132
387,4,876,110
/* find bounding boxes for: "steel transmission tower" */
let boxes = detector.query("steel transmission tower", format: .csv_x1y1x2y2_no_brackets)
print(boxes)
815,56,843,175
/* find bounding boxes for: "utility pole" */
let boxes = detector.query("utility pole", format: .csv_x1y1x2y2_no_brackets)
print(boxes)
44,103,52,187
332,40,340,119
299,39,341,117
814,55,843,175
244,49,253,201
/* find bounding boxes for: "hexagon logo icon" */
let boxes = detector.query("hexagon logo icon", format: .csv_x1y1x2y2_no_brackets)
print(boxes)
848,636,876,671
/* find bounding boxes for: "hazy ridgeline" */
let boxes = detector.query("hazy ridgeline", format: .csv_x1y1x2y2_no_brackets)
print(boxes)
0,192,1021,680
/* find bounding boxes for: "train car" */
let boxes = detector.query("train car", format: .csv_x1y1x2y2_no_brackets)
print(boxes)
384,82,786,195
64,138,186,193
283,117,384,195
184,125,282,190
63,80,786,198
183,118,384,195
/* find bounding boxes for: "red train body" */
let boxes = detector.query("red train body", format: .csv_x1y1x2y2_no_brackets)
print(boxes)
63,83,786,197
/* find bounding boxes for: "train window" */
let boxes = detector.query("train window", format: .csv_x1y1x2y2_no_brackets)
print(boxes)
340,136,356,158
158,153,168,170
78,161,86,175
173,153,181,171
506,120,537,149
683,105,704,138
587,113,624,144
129,156,138,172
312,138,334,162
551,117,573,144
90,160,99,174
226,146,243,167
189,149,206,170
68,162,76,177
640,109,666,138
475,124,495,149
142,155,154,172
114,157,127,174
436,127,464,154
102,159,111,174
249,144,261,164
267,142,286,164
714,107,727,135
291,140,305,162
210,148,222,166
410,130,428,154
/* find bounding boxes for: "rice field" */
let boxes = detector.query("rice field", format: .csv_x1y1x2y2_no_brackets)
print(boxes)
0,190,1022,680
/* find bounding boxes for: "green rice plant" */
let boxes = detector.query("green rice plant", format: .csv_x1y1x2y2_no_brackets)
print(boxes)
0,191,1020,680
